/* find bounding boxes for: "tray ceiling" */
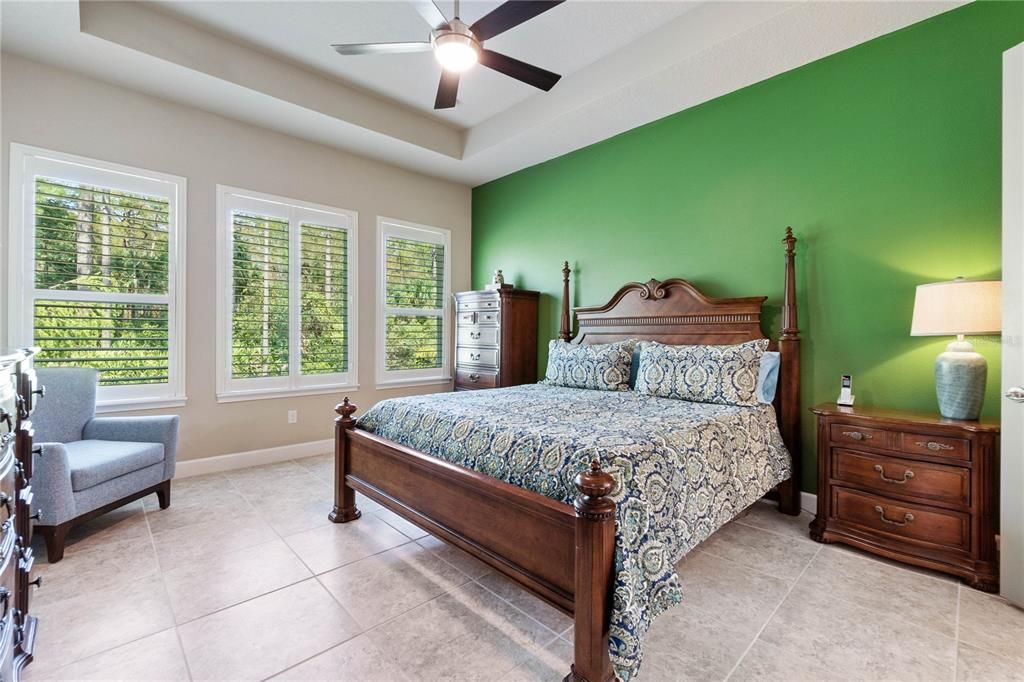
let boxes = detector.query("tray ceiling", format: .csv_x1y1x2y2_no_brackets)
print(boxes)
1,1,963,185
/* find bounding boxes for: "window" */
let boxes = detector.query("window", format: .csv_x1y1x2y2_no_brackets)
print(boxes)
217,186,357,401
7,144,186,411
377,217,451,386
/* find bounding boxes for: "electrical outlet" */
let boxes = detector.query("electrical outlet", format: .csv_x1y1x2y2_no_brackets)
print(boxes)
287,410,298,424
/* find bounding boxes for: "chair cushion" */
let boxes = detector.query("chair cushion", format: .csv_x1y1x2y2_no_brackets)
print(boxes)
66,440,165,492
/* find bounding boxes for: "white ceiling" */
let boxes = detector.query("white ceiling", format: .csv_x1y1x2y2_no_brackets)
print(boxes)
151,1,701,129
1,0,963,186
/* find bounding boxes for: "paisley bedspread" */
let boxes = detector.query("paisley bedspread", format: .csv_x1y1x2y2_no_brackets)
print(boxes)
356,384,792,681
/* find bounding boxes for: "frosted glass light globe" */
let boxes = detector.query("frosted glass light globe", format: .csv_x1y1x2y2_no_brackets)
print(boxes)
434,34,479,72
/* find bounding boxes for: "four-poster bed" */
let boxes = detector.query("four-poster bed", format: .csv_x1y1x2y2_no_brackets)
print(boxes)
330,228,802,681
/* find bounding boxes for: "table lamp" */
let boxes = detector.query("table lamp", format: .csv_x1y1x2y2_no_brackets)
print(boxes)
910,278,1002,420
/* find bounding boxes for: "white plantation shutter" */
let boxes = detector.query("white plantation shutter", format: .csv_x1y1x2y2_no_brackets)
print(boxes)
300,223,349,375
9,146,187,409
377,218,451,384
218,187,357,401
230,212,290,379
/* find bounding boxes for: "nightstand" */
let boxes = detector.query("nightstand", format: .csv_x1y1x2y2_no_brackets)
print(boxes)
809,404,1000,592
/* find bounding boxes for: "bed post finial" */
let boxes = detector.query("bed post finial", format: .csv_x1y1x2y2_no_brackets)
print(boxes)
329,397,361,523
777,228,802,516
559,261,572,342
566,459,616,682
781,227,798,340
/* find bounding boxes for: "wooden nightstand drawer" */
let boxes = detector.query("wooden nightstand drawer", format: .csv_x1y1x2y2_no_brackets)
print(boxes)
899,433,970,461
833,487,969,551
829,423,888,447
811,403,999,591
831,449,969,508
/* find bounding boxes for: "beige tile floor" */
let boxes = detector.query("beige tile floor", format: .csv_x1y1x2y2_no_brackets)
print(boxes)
23,453,1024,681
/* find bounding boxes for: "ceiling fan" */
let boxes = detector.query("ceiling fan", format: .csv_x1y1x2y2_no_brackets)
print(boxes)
332,0,565,110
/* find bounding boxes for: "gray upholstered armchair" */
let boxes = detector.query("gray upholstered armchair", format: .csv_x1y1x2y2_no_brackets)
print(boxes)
31,368,179,562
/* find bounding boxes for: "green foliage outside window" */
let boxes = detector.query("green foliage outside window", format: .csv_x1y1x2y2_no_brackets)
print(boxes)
33,177,171,385
385,236,444,371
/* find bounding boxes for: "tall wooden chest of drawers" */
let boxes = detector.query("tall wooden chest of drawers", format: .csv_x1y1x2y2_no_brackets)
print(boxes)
454,288,539,391
0,349,41,679
810,404,999,592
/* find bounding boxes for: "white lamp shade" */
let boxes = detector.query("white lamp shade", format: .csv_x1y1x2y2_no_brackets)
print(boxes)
911,279,1002,337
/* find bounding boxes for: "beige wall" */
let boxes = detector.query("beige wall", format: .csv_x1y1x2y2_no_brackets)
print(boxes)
0,55,472,462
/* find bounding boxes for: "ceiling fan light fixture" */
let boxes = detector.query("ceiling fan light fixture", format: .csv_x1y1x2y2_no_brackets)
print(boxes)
433,32,479,72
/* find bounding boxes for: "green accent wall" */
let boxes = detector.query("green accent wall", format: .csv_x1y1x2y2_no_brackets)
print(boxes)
471,2,1023,493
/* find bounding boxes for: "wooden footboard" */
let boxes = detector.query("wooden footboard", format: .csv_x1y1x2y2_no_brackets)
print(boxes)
331,398,617,682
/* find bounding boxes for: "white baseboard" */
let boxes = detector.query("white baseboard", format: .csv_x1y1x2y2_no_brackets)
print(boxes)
801,491,817,515
175,438,333,478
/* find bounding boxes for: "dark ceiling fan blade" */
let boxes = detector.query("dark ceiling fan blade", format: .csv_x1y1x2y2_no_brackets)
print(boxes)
479,49,561,91
411,0,449,30
434,70,460,109
469,1,564,41
332,42,433,56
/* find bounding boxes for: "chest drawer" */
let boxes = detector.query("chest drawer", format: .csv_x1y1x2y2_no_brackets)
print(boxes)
0,610,12,682
0,373,16,446
457,295,500,312
455,369,498,390
0,451,14,528
831,449,969,508
457,311,499,326
832,487,969,551
457,347,499,369
457,326,500,347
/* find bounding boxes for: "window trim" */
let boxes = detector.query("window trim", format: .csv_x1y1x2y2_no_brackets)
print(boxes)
6,143,187,412
215,185,358,403
376,216,452,388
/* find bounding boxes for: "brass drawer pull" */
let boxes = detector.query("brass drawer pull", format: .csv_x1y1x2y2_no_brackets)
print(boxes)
874,505,914,526
873,464,914,485
470,352,481,361
468,374,480,383
842,430,872,441
915,440,953,452
469,331,481,340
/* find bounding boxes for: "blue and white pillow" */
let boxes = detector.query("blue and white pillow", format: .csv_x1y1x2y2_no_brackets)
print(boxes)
634,339,769,406
757,351,781,404
543,339,635,391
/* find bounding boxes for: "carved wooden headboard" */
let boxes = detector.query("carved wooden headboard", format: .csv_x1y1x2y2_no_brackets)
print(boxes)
557,228,803,514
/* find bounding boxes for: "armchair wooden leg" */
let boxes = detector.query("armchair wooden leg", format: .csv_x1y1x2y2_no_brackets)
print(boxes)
156,479,171,510
39,523,71,564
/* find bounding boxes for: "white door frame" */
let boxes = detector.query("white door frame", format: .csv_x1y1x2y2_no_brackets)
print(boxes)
1001,41,1024,606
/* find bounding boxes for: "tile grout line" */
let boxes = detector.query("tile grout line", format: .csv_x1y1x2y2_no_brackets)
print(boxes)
143,497,196,682
950,589,1024,665
722,543,823,681
31,504,189,678
952,583,961,682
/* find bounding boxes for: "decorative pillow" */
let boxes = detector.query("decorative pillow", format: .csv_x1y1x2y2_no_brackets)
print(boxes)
634,339,769,406
757,351,781,404
543,339,635,391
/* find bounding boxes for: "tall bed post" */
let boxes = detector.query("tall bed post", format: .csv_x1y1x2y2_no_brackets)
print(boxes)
329,397,362,523
566,460,617,682
559,261,572,341
777,227,802,516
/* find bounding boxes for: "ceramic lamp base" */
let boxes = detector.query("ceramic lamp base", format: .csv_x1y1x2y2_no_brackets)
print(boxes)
934,339,987,420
